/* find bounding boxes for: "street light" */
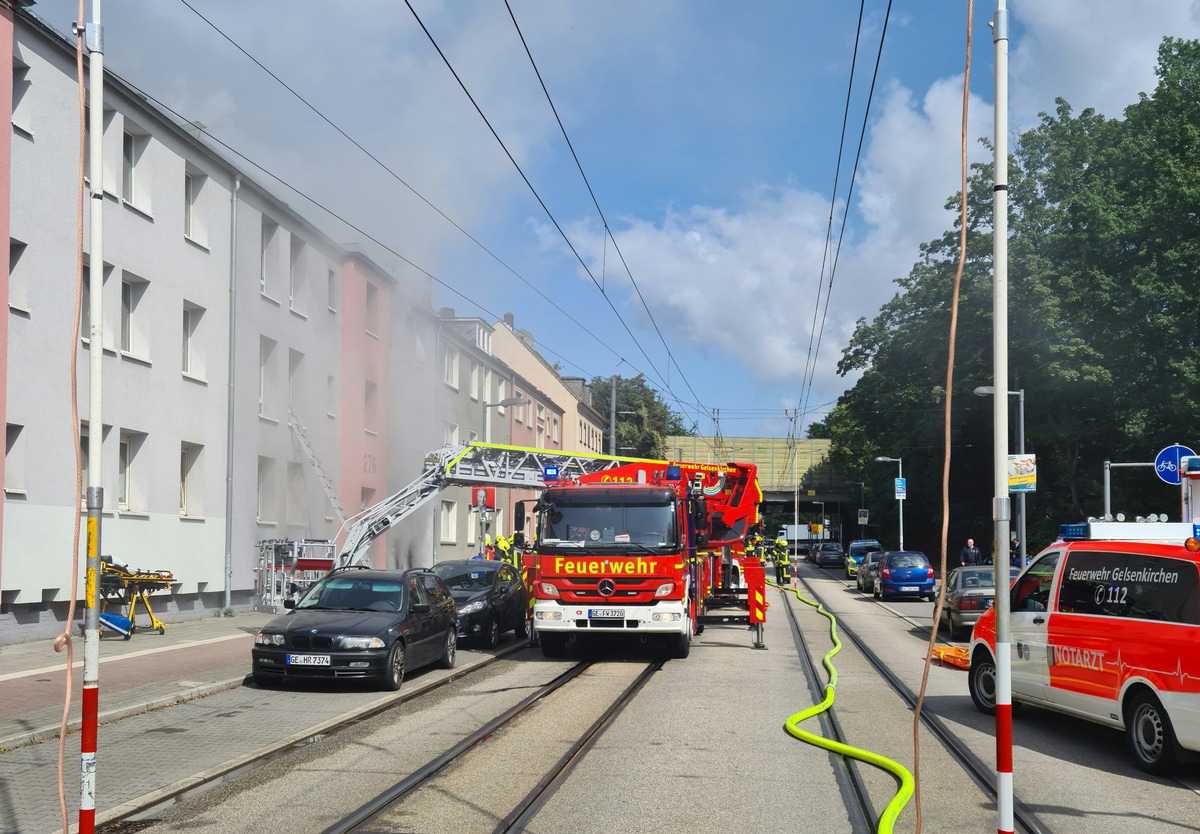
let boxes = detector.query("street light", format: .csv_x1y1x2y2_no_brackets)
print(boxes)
483,396,529,444
845,481,865,540
873,456,904,551
974,385,1025,563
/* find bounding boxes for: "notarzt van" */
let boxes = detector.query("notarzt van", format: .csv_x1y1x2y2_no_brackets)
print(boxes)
968,522,1200,774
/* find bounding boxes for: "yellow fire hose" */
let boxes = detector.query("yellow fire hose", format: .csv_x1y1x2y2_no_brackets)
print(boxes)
770,581,915,832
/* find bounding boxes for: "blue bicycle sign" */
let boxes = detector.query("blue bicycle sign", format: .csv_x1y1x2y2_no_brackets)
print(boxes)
1155,444,1196,485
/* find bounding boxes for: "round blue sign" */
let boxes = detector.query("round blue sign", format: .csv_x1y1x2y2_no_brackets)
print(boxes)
1155,444,1196,485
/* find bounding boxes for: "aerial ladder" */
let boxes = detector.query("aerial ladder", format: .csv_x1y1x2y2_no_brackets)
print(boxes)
288,408,346,524
331,442,652,570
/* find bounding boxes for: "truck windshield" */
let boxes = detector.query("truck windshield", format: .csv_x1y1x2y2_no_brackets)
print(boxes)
540,499,678,551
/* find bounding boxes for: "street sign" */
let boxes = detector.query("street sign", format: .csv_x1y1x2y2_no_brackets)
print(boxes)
895,478,906,500
858,508,869,525
1155,444,1197,486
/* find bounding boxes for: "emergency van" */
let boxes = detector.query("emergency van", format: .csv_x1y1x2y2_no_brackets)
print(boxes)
968,521,1200,774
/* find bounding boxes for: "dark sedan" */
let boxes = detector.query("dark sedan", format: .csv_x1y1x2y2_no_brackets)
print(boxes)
935,565,1022,640
814,542,845,568
857,550,886,594
432,560,529,648
252,567,457,691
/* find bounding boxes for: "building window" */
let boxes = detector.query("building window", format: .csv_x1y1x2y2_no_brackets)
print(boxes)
483,369,493,406
497,381,508,414
5,424,25,495
9,239,28,312
442,345,459,389
180,442,202,516
260,218,279,297
552,416,560,444
365,282,378,335
121,125,151,211
364,380,378,433
118,430,146,511
443,420,459,446
289,236,305,312
257,456,276,523
259,336,278,418
327,268,338,312
288,349,304,410
514,389,524,424
181,301,205,379
327,375,337,418
287,462,305,525
476,325,491,354
470,362,480,401
12,58,31,136
120,273,149,358
440,500,457,543
183,166,207,244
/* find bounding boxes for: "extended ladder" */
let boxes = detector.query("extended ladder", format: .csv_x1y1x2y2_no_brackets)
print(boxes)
332,443,654,569
288,409,346,523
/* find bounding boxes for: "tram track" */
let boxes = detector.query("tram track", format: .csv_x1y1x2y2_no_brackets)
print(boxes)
787,569,1053,834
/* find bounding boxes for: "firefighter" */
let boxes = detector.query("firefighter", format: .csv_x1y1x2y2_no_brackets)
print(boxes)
496,533,518,567
773,537,790,583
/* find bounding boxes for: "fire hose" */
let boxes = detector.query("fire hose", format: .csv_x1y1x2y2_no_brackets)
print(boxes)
770,581,915,833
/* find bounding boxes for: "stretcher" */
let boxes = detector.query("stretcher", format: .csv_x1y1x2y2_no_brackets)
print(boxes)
98,556,175,637
931,645,970,669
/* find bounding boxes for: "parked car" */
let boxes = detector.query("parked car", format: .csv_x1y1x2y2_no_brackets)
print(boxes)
937,566,998,639
432,559,529,648
814,542,845,568
845,539,883,578
857,550,886,594
251,567,457,691
874,551,935,600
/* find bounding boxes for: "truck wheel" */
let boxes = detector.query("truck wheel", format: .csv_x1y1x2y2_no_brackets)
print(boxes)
670,621,692,659
540,632,567,658
1126,690,1181,775
968,650,997,714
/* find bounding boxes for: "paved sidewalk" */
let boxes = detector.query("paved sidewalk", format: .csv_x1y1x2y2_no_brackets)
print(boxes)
0,611,275,751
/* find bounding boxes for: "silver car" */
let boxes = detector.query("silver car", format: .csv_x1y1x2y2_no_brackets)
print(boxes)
936,566,998,639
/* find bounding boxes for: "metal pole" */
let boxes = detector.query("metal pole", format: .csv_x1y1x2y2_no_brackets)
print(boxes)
608,375,617,455
992,4,1015,832
1016,389,1026,563
81,4,106,831
224,175,241,611
896,459,904,552
482,399,488,445
1103,460,1111,518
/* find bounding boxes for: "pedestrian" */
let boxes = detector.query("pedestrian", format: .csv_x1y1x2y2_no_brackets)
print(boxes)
960,537,982,567
1009,538,1021,566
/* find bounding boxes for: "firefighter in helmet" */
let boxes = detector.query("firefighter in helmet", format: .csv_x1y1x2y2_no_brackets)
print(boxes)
773,537,790,583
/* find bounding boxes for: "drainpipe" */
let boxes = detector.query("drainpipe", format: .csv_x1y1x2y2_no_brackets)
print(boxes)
223,174,241,610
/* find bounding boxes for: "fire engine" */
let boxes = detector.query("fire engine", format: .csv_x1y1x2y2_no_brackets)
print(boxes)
517,458,765,659
256,443,766,655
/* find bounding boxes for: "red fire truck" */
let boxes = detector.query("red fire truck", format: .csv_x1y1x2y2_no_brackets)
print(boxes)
516,459,764,659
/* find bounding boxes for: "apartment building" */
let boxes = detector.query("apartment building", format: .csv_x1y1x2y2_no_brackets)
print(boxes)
0,7,435,641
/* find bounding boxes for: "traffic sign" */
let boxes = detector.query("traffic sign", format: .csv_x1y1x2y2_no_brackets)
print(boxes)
1155,444,1196,485
858,508,869,525
895,478,906,500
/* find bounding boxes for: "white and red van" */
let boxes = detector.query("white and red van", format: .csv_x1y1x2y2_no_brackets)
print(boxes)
968,521,1200,774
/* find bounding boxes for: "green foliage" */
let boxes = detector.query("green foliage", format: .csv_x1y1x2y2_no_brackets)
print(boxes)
827,38,1200,555
589,375,695,459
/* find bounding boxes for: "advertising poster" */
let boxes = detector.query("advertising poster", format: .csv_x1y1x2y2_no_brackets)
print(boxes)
1008,454,1037,493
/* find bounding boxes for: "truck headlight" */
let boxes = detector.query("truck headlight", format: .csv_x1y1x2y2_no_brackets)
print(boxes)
652,612,682,622
255,632,285,646
534,610,563,621
653,582,675,598
539,582,560,597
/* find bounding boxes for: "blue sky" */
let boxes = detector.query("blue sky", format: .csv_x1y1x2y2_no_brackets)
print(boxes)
31,1,1200,438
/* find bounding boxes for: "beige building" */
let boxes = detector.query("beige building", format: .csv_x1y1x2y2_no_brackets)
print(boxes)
665,436,830,492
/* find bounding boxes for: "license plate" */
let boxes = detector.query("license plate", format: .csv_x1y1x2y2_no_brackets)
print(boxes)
901,586,919,592
286,654,330,666
589,609,624,618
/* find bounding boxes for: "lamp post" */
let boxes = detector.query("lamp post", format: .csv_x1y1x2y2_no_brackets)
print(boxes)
483,396,529,445
845,481,865,540
873,457,904,551
974,385,1025,564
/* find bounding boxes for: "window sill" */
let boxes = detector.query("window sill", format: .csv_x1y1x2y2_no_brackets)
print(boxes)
121,199,154,221
118,510,150,519
12,122,33,140
258,414,280,425
260,292,281,307
257,519,278,527
327,305,338,314
182,371,208,385
364,428,378,437
4,488,28,497
184,235,210,253
9,303,31,317
179,514,206,522
327,412,337,420
119,351,153,367
289,307,308,321
365,328,379,340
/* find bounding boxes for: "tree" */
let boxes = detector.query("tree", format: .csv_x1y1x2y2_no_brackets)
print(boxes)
589,375,695,459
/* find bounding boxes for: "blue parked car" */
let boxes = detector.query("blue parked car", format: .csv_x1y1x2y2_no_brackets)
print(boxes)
873,550,935,601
